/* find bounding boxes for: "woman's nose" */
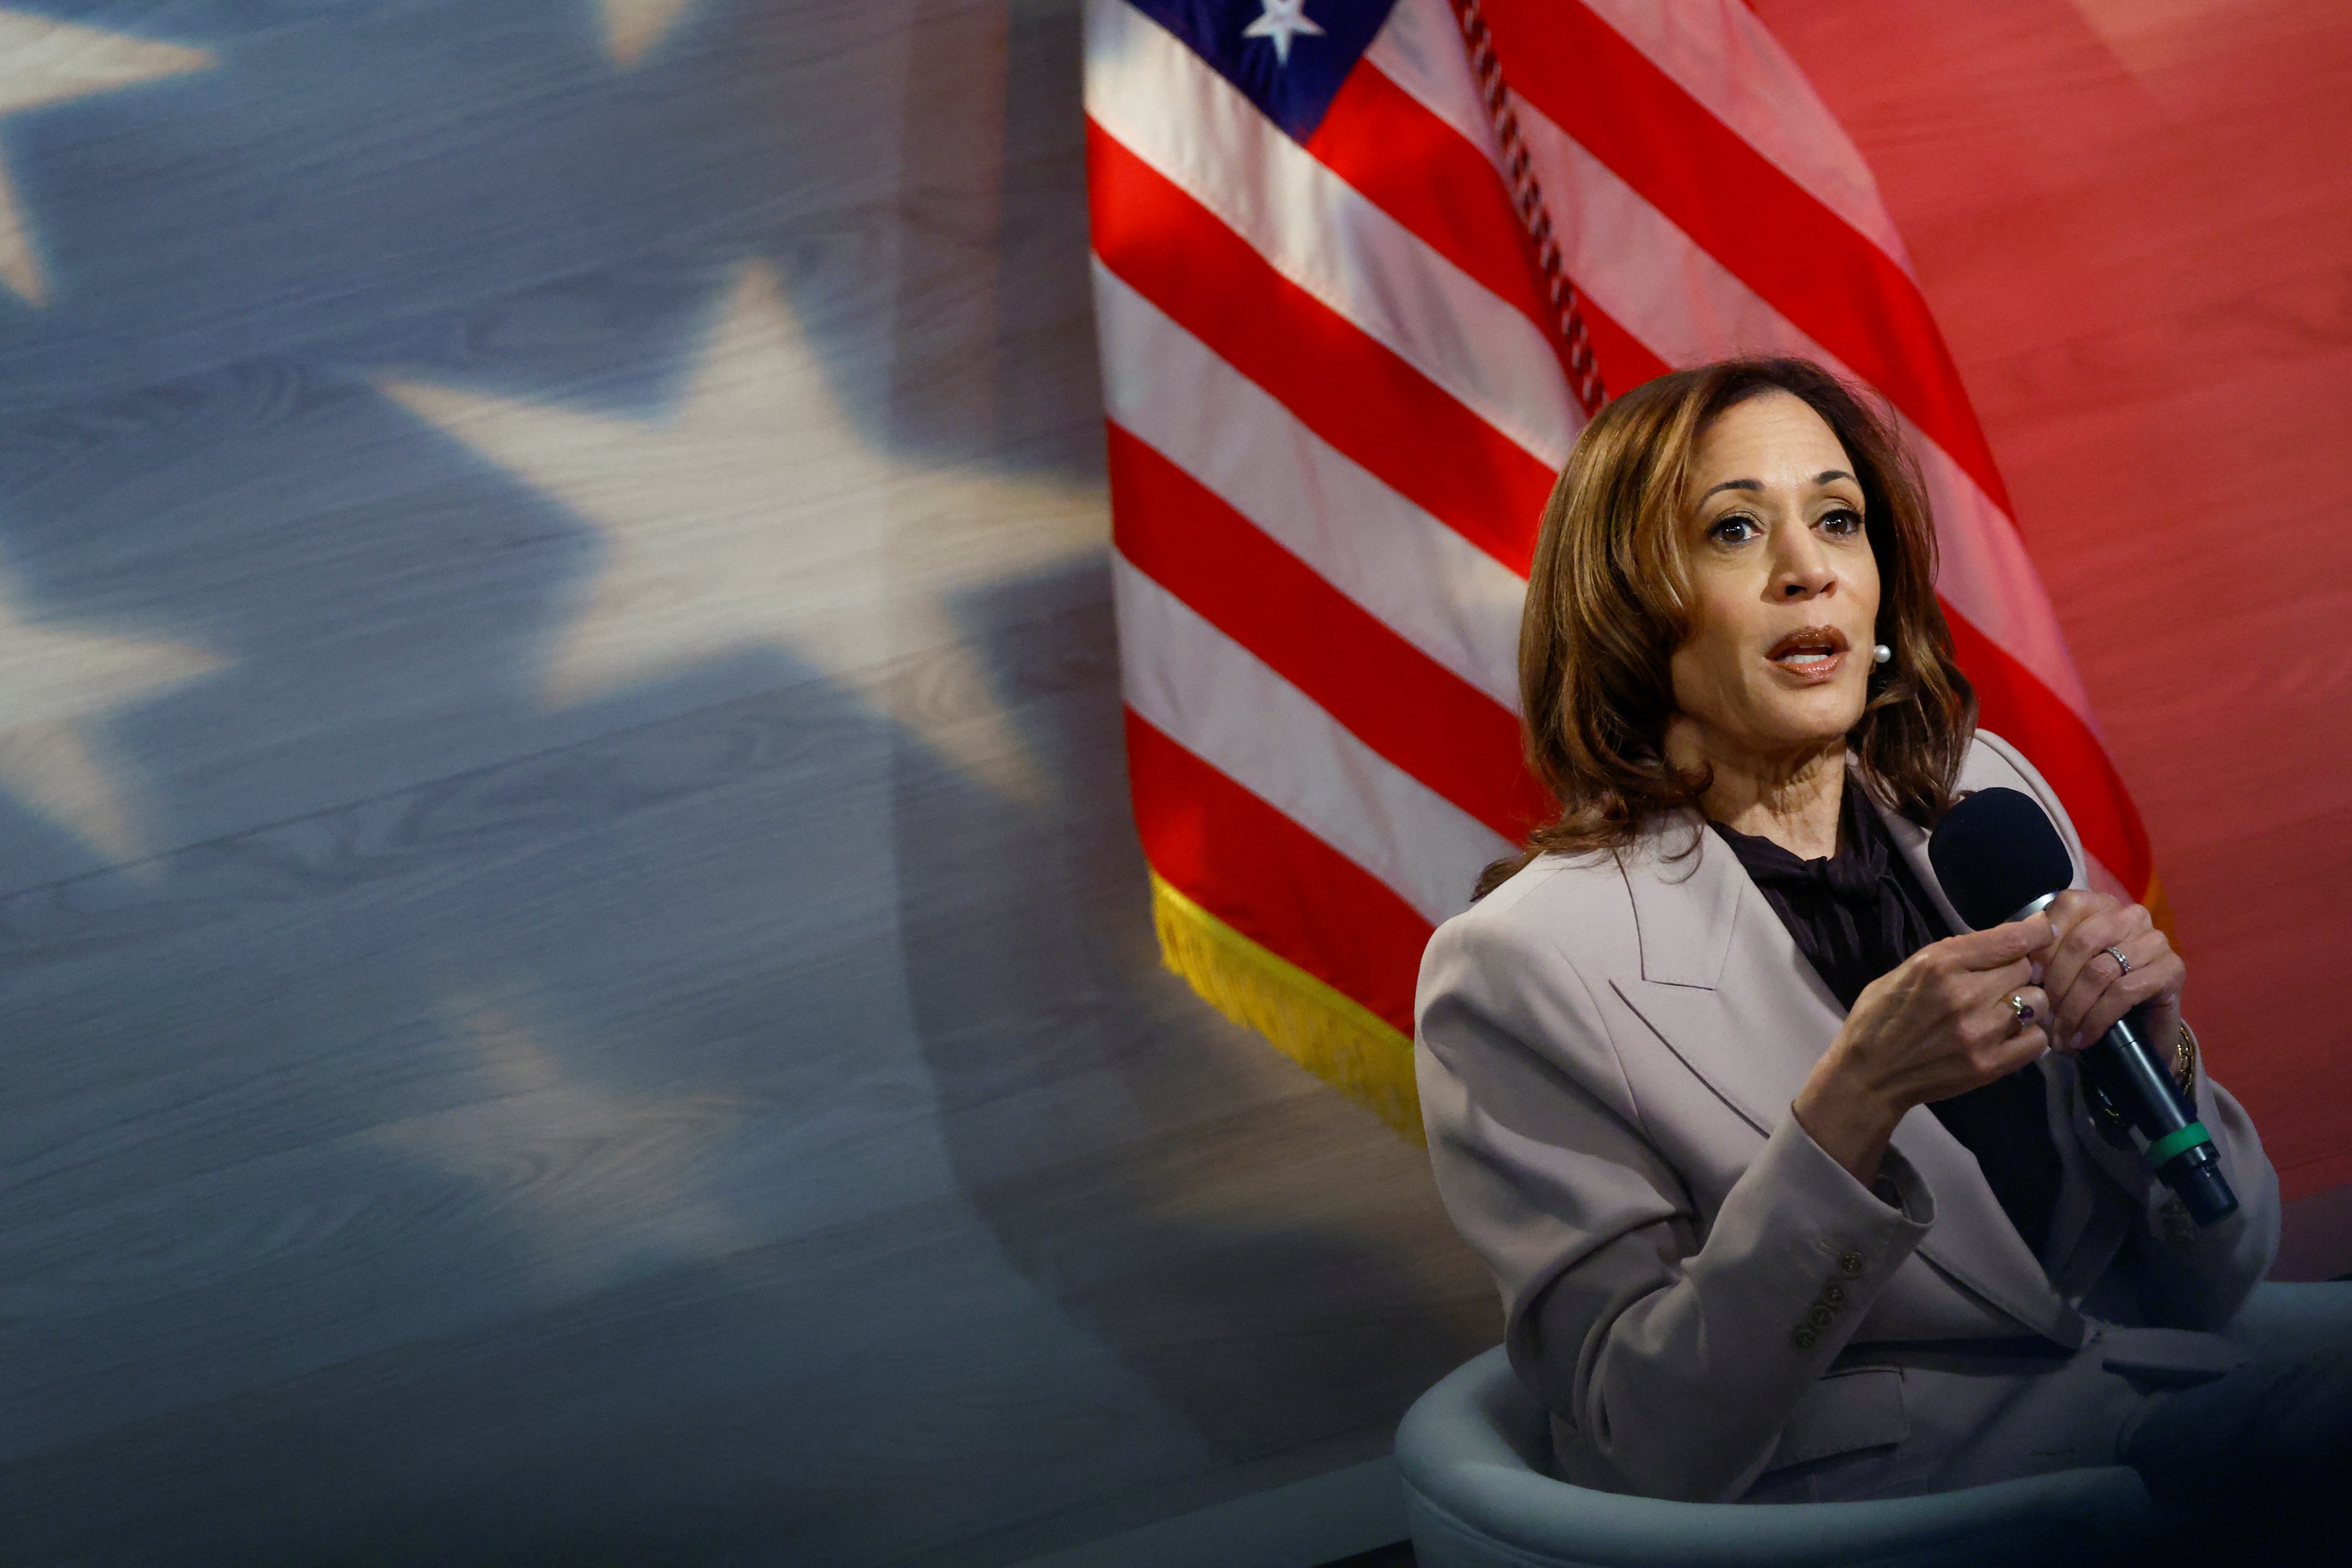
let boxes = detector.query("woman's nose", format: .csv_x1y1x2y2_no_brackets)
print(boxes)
1773,537,1837,599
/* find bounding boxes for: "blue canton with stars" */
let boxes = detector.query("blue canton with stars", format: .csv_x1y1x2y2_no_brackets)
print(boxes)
1127,0,1401,142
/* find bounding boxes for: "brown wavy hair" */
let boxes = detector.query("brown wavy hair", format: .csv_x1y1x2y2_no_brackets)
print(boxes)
1475,357,1975,899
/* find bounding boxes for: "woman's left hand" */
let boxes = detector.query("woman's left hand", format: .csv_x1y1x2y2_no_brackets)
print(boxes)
2035,889,2185,1059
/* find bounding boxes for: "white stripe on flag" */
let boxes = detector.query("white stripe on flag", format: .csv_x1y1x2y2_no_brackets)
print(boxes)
1363,0,1498,160
1574,0,1914,272
1507,94,2100,731
1084,0,1575,470
1113,554,1510,926
1093,261,1526,710
1372,0,1910,278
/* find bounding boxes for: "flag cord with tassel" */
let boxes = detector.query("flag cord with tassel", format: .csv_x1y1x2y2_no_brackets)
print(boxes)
1446,0,1608,417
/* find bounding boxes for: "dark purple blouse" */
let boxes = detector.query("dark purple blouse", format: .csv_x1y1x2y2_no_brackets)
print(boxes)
1709,784,2064,1262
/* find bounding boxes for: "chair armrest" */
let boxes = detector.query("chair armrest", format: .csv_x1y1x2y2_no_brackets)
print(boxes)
2227,1279,2352,1360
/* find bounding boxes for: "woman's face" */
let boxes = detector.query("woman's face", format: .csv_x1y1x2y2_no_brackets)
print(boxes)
1667,391,1881,765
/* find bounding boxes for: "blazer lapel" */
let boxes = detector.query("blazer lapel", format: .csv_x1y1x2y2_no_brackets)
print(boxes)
1612,824,1840,1141
1613,809,2088,1350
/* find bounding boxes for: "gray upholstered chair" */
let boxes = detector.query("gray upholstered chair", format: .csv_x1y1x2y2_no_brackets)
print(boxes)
1395,1280,2350,1568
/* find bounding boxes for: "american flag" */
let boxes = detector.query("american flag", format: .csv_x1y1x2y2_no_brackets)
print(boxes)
1085,0,2153,1136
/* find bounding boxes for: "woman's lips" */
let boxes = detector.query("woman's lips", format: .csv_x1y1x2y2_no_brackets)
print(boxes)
1765,626,1849,683
1767,647,1845,683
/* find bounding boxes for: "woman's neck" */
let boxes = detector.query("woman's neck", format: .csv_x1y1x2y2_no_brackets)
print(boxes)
1666,720,1848,860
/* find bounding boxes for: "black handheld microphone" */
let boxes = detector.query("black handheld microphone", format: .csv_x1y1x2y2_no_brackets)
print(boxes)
1929,788,2238,1227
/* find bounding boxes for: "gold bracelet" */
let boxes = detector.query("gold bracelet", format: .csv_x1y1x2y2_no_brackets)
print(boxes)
2173,1023,2198,1099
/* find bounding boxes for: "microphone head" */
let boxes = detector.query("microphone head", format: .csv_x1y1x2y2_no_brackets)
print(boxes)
1929,787,2075,929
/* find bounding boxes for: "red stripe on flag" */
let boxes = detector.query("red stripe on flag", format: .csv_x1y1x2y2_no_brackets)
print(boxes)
1477,0,2015,521
1126,708,1432,1034
1577,294,1671,396
1087,118,1555,575
1308,59,1669,400
1305,63,1563,375
1109,423,1554,842
1945,606,2152,894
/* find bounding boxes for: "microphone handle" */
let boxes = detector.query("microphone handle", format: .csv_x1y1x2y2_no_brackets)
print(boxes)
2076,1012,2239,1227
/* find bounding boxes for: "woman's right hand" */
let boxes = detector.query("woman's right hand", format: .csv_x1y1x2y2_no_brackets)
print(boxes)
1792,915,2052,1188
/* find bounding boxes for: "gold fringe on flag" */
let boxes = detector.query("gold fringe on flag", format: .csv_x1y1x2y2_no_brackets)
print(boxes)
1148,870,1423,1143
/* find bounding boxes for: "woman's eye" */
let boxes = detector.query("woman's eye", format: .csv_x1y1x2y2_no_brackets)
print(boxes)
1708,514,1760,544
1821,507,1864,536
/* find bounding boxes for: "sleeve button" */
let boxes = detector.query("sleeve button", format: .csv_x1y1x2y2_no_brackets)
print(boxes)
1838,1250,1864,1277
1791,1325,1818,1350
1808,1303,1835,1328
1822,1283,1847,1306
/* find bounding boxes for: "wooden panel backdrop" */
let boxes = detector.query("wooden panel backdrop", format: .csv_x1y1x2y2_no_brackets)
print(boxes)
0,2,2342,1566
0,3,1491,1564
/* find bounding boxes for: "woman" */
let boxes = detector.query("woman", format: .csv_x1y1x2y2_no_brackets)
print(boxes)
1414,358,2344,1550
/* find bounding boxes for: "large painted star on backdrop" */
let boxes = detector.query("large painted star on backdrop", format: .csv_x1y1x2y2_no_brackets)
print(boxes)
381,263,1103,799
370,992,750,1292
0,556,223,865
600,0,698,67
0,9,213,306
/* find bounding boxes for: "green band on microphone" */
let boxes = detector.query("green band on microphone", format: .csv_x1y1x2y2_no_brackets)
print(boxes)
2145,1122,2213,1168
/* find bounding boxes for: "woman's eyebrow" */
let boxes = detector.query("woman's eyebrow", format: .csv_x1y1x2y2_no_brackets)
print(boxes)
1695,472,1855,503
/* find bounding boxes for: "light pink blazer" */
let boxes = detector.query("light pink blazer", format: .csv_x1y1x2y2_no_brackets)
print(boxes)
1414,731,2280,1504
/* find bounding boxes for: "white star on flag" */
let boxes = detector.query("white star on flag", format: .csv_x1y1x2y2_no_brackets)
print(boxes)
1242,0,1325,66
379,262,1104,801
0,555,224,864
599,0,697,67
0,9,213,306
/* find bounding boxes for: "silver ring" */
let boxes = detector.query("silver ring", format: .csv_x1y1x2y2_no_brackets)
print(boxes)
2104,945,2131,976
2008,993,2034,1027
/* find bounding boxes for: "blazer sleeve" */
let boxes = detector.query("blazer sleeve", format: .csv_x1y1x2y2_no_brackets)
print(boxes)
2058,1039,2282,1328
1415,904,1934,1503
1968,731,2281,1327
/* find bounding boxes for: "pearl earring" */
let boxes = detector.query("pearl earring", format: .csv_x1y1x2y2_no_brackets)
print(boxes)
1872,644,1892,665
